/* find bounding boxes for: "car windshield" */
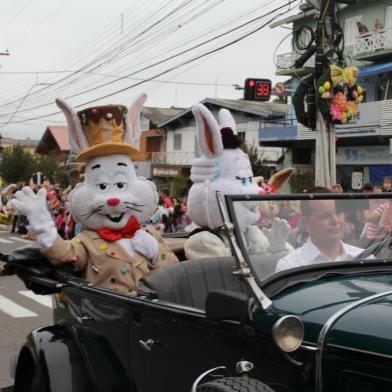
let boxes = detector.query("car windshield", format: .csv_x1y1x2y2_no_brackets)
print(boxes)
228,194,392,282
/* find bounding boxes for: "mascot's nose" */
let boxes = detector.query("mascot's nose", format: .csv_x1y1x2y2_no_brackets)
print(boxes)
107,197,121,206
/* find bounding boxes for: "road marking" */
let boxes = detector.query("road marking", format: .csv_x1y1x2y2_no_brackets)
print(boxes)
0,238,13,244
9,236,33,244
0,294,37,318
19,291,53,308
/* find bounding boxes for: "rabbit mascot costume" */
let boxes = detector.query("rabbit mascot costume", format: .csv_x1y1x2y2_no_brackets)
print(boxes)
184,103,293,260
12,94,178,294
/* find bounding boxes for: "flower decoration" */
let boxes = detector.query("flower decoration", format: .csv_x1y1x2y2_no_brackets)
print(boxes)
317,64,364,125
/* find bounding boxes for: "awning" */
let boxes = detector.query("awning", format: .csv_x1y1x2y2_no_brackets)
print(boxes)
359,62,392,78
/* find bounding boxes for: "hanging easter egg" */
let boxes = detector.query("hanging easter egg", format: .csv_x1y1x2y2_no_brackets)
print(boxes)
319,86,325,95
352,90,358,99
357,85,363,94
324,81,331,90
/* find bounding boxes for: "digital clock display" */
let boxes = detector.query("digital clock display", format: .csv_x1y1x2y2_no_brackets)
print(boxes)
244,78,271,101
255,81,271,98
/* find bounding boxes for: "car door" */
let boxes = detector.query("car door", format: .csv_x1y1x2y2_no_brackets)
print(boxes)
128,300,245,392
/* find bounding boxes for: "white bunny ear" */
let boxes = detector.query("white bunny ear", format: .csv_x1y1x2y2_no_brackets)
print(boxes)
56,98,88,153
218,108,237,133
192,103,223,159
125,93,147,148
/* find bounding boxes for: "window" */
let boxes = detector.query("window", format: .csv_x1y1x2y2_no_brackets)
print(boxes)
344,15,363,46
292,148,312,165
174,133,182,150
146,136,161,152
238,131,246,142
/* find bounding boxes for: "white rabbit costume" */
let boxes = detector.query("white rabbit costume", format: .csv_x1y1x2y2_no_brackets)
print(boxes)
12,94,177,294
184,103,293,260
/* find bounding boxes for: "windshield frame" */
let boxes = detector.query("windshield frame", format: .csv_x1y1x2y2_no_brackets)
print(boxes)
224,192,392,297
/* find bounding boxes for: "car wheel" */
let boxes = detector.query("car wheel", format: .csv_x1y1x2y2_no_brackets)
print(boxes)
197,377,276,392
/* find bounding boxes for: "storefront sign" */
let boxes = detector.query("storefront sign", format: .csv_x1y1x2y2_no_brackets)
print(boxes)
152,167,181,177
337,145,391,165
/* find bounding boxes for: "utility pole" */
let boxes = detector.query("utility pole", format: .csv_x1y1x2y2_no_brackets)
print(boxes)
314,0,337,188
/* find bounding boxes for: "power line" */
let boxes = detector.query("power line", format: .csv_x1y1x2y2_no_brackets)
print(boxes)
0,0,293,117
0,0,296,126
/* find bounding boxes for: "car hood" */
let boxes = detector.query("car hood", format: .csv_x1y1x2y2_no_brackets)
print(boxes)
254,272,392,355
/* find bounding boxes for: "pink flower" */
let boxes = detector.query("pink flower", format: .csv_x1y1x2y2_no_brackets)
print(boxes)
330,103,342,121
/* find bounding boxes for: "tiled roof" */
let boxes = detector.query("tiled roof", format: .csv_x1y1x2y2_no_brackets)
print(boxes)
36,125,70,154
158,98,288,128
141,107,184,127
47,126,70,151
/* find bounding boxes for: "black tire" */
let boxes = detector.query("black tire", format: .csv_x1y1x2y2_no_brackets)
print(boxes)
197,377,276,392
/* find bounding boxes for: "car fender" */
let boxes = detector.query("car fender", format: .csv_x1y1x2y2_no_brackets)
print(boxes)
14,324,95,392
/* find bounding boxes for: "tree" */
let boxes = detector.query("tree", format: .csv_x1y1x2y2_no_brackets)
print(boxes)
0,144,36,184
34,152,69,187
240,143,270,178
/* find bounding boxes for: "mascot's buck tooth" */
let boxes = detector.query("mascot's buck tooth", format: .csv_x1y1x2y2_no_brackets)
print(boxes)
184,103,294,260
12,94,178,294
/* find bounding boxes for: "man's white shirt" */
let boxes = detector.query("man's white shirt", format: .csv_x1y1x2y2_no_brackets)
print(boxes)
275,238,364,272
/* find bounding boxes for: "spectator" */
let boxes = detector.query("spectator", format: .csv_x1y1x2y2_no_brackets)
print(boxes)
357,21,369,36
362,182,374,193
374,18,384,33
159,190,172,208
332,184,343,193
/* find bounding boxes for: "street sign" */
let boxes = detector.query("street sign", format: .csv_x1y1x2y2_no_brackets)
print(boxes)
351,172,363,190
274,82,286,96
244,78,271,101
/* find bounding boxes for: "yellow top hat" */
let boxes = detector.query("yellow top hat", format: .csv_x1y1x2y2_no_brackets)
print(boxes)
75,105,138,162
56,94,147,163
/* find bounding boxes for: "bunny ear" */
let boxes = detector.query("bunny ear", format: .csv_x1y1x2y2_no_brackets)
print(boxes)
125,93,147,148
192,103,223,159
56,98,88,153
268,167,294,192
218,108,237,133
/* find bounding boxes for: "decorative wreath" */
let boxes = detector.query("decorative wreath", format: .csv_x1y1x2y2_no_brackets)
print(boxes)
292,74,316,129
316,64,364,125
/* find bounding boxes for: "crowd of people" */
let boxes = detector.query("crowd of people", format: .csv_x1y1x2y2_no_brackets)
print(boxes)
1,179,392,242
0,182,79,240
0,184,193,239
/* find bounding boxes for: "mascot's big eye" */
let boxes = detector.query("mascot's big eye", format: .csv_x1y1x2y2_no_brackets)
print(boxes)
98,183,109,191
235,176,248,186
116,182,127,189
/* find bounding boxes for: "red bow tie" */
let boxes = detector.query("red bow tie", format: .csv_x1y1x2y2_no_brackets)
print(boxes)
97,216,141,242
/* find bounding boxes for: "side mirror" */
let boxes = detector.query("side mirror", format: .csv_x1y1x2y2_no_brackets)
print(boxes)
205,290,251,321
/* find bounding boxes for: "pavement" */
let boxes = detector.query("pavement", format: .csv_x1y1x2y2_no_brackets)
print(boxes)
0,225,53,388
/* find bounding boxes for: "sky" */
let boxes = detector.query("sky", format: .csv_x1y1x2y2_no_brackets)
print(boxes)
0,0,298,140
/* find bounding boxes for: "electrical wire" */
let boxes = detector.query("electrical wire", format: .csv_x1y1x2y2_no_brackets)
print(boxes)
0,0,297,126
0,0,34,34
0,0,295,117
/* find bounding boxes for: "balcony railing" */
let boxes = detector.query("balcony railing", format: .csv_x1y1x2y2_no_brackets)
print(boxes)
353,30,392,56
152,151,195,166
275,51,315,69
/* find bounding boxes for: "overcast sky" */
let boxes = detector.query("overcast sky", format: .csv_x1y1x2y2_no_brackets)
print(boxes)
0,0,297,140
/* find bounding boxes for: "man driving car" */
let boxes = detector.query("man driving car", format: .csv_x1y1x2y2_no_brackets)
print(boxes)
276,188,364,272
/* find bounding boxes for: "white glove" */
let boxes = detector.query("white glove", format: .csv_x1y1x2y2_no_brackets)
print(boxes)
246,226,269,255
11,187,57,250
262,217,291,254
130,229,159,263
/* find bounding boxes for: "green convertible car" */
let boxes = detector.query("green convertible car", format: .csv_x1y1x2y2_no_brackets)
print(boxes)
2,192,392,392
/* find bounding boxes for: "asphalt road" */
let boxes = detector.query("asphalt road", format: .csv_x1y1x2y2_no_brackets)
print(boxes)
0,226,53,388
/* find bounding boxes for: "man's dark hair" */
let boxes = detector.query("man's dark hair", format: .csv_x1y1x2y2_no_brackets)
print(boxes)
300,186,332,216
363,182,374,192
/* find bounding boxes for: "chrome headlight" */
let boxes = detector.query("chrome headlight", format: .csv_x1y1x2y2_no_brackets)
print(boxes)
272,315,304,352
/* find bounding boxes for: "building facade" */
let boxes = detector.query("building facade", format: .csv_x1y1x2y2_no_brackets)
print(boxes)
264,0,392,190
153,98,287,194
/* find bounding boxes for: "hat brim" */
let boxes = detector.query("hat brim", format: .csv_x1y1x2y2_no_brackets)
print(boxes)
75,143,139,162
